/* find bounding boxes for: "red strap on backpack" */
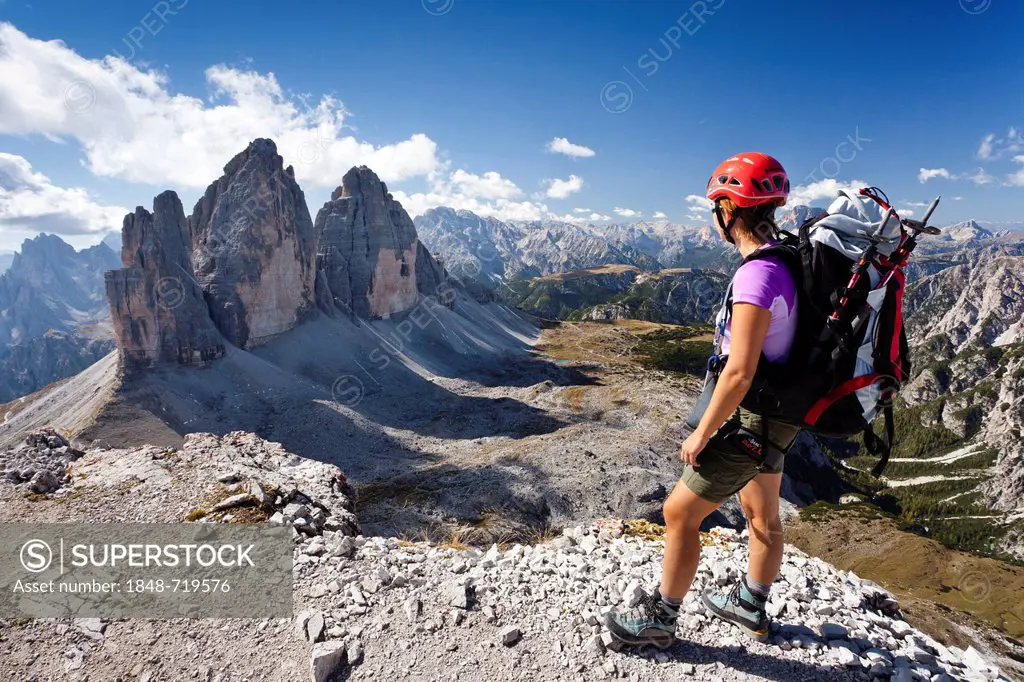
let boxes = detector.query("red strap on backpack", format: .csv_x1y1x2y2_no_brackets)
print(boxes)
804,373,881,427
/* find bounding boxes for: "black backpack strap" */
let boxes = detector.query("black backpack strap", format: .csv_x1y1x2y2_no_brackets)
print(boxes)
797,222,818,303
865,403,894,476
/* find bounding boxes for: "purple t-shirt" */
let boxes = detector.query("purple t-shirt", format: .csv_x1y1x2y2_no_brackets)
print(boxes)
719,248,798,363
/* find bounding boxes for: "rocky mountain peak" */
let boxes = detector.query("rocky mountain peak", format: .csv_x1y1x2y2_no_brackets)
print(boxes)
942,219,994,243
101,139,451,373
188,137,317,348
221,137,280,176
2,424,1014,680
777,204,827,231
14,232,76,263
8,233,118,291
315,165,442,318
120,190,183,267
331,165,379,201
105,191,225,370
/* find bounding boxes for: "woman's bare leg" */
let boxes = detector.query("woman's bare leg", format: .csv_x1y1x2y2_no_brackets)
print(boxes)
698,472,783,641
738,472,784,586
606,477,738,647
659,480,721,600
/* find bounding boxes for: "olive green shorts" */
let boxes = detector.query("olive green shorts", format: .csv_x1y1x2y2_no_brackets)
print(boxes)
681,409,801,504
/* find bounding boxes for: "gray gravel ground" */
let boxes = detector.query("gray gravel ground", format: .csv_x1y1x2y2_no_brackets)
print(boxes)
0,427,1013,682
0,515,1009,681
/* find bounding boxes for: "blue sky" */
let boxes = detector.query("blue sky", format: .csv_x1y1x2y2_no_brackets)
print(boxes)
1,0,1023,252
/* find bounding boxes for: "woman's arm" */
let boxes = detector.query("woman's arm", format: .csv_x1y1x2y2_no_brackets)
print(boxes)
680,302,772,465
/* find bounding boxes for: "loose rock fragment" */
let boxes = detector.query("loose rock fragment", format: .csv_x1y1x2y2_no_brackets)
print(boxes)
404,597,421,622
310,642,347,682
306,613,325,643
500,626,522,646
443,581,469,609
28,470,61,494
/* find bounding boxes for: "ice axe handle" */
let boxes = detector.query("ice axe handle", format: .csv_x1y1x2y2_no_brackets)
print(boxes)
920,196,940,226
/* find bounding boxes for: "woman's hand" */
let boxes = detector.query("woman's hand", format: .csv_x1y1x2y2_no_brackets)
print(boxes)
680,431,710,467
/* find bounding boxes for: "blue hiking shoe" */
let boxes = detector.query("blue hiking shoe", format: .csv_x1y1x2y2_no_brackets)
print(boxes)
604,591,678,649
701,579,770,641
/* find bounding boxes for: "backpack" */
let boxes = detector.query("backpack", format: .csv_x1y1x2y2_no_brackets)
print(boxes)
719,188,939,476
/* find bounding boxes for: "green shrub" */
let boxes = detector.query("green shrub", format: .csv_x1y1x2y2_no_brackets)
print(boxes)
632,326,715,376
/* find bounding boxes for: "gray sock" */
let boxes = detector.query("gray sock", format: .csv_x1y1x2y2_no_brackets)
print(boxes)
744,575,771,602
656,587,682,609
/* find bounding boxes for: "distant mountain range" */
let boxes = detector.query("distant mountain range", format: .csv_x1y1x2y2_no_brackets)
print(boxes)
0,234,119,401
414,207,1020,318
976,220,1024,233
413,208,725,289
0,233,118,344
2,202,1017,404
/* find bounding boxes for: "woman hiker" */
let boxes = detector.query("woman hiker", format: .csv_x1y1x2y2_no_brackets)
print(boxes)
606,152,802,648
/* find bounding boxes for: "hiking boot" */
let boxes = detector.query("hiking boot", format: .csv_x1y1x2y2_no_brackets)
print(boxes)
604,591,678,649
702,579,770,641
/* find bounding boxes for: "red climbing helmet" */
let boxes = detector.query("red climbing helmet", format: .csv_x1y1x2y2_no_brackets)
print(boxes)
706,152,790,208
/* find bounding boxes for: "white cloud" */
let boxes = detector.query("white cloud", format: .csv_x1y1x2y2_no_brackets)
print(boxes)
978,133,996,161
652,211,668,219
572,207,591,214
968,167,994,185
543,174,584,199
905,201,930,207
952,196,964,201
450,169,522,200
919,168,955,183
684,194,713,211
547,211,610,224
613,207,641,218
1005,156,1024,187
787,179,867,206
392,169,547,222
0,152,128,250
545,137,596,158
896,208,915,217
917,165,997,186
0,23,441,189
685,213,706,223
977,128,1023,161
